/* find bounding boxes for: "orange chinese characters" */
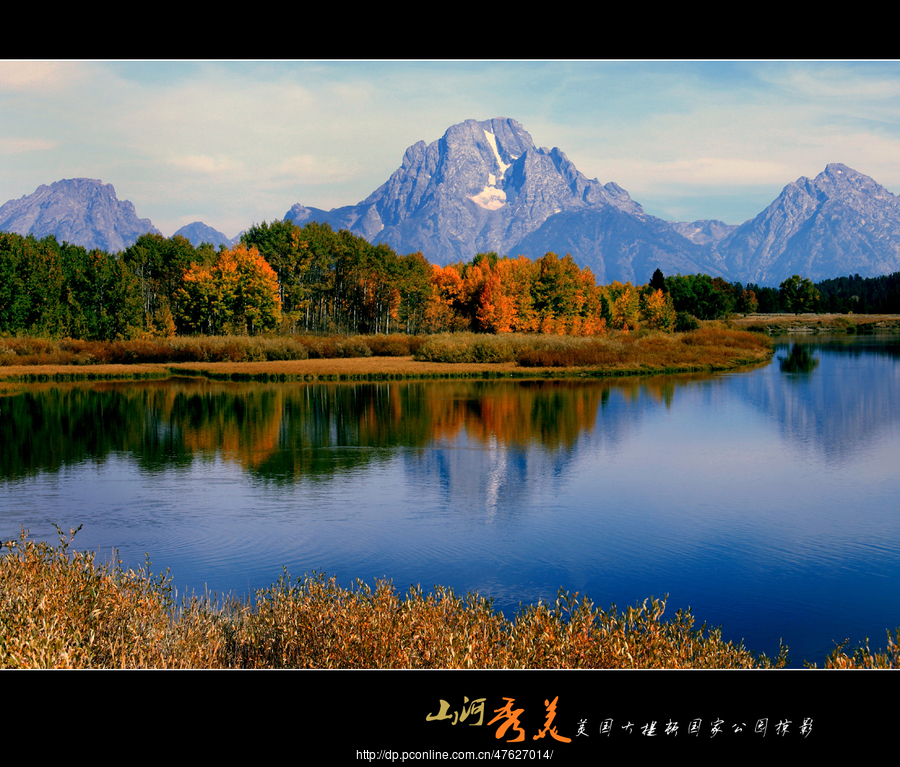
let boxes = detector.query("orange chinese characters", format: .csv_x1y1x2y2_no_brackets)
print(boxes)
487,698,526,743
533,696,572,743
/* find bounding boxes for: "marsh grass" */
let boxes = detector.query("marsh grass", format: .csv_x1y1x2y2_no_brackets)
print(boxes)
730,313,900,334
416,328,772,372
0,334,434,368
0,329,772,383
806,633,900,668
0,528,797,669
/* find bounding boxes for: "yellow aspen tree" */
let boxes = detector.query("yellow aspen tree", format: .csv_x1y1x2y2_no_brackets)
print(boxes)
176,245,281,335
608,282,641,331
642,288,676,331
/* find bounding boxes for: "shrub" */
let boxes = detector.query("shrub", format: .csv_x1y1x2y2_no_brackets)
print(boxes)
366,334,413,357
335,338,373,358
471,336,517,363
415,335,475,363
516,343,629,368
675,312,700,332
815,633,900,669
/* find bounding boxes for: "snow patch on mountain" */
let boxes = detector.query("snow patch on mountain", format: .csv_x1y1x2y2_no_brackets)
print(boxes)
469,128,512,210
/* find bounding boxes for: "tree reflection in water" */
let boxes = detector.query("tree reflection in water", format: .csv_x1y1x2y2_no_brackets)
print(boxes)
779,343,819,374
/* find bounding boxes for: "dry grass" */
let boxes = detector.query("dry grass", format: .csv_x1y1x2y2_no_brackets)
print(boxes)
0,529,791,669
165,356,523,379
807,634,900,669
514,328,772,372
0,334,426,368
0,329,772,383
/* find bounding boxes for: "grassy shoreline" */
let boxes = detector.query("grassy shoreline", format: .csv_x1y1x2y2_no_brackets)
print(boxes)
0,327,775,384
730,312,900,334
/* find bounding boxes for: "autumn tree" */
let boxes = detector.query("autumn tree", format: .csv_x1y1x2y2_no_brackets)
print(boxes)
241,219,327,329
641,287,677,331
424,263,469,332
604,281,641,331
241,220,431,335
735,287,759,314
175,245,281,335
502,257,540,332
533,253,582,330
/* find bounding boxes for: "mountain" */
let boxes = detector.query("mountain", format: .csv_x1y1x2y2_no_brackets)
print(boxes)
286,119,900,285
670,219,738,246
713,163,900,284
8,127,900,287
0,178,160,253
173,221,234,249
285,117,721,283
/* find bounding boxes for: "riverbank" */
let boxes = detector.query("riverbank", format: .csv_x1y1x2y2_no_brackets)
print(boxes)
0,328,773,384
731,312,900,334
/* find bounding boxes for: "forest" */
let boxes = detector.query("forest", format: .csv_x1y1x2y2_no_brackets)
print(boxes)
1,222,893,343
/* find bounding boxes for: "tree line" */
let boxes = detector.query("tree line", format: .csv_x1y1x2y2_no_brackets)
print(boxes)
660,271,896,318
3,222,893,342
814,272,900,314
0,223,679,340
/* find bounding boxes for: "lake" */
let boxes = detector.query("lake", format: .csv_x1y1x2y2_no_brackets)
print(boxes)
3,333,900,667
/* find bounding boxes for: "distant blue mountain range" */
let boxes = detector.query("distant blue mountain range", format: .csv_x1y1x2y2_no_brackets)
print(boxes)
5,118,900,285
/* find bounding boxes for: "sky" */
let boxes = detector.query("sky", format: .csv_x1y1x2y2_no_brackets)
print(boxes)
2,60,900,240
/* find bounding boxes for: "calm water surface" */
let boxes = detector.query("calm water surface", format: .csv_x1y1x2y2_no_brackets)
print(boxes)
3,333,900,666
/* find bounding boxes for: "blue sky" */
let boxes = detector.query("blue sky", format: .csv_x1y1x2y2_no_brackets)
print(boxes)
2,60,899,240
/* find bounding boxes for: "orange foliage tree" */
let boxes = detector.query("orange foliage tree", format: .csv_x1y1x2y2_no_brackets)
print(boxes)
175,245,281,335
424,263,469,332
424,252,621,336
641,287,676,331
605,281,641,331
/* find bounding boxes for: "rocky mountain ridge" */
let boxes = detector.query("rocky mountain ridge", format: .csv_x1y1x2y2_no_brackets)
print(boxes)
173,221,235,249
0,178,160,253
286,118,900,284
5,119,900,286
285,117,715,282
710,163,900,283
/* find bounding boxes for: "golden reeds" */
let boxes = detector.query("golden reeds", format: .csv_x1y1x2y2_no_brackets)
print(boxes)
417,328,772,372
0,528,799,669
0,329,773,383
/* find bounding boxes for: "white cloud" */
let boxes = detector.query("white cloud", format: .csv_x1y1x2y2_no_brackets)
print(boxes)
763,64,900,102
0,137,57,154
617,157,791,188
168,154,238,175
0,61,81,92
274,154,360,185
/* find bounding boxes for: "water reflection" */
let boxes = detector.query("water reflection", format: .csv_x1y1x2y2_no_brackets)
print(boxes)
5,350,895,484
778,344,819,374
0,376,693,482
737,335,900,464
